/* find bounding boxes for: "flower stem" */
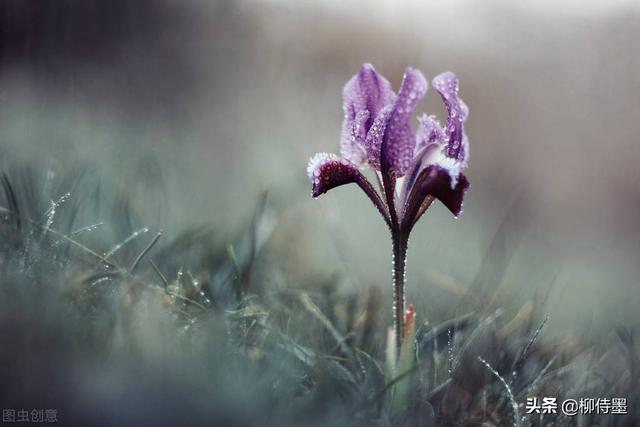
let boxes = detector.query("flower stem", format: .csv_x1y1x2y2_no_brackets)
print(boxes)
392,231,408,351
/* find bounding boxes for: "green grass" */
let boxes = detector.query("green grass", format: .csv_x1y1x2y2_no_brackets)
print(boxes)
0,161,637,426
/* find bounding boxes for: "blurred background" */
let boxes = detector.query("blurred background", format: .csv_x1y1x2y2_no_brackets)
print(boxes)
1,0,639,337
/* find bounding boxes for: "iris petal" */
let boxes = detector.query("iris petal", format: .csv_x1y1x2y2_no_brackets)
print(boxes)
416,113,446,149
381,67,427,176
307,153,362,198
363,105,393,169
432,72,468,162
307,152,391,226
418,165,469,217
341,64,396,167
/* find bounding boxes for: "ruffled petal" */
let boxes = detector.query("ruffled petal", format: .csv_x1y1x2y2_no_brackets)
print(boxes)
416,113,446,150
381,67,427,176
341,64,396,166
418,165,469,217
432,72,468,163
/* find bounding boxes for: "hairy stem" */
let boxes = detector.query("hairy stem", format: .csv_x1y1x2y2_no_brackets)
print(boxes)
392,231,408,351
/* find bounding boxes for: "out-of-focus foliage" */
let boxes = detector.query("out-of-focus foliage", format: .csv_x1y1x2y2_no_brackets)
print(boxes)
0,164,637,426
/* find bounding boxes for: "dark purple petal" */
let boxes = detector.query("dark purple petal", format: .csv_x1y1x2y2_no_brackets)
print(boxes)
381,67,427,176
418,165,469,217
402,164,469,229
399,114,446,209
341,64,396,166
307,153,391,226
432,72,468,162
400,140,441,209
308,153,362,197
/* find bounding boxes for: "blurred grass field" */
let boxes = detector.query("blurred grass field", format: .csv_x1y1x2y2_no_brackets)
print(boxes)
0,160,637,426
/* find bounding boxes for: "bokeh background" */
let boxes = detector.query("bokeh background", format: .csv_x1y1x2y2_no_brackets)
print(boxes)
1,0,639,337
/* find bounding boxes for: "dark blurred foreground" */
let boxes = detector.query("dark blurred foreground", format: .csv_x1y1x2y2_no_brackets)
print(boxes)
1,0,640,338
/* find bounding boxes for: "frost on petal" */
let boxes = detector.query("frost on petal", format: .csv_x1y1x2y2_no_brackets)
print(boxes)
432,72,469,162
341,64,396,166
363,105,393,169
381,67,427,176
416,113,445,150
307,152,391,225
341,109,369,165
307,153,363,198
416,165,469,217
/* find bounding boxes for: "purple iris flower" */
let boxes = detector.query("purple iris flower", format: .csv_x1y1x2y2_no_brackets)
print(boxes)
307,64,470,348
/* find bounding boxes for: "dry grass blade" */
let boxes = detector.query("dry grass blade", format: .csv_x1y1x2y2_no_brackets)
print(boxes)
80,270,124,285
478,356,521,427
150,260,170,287
103,227,149,261
511,315,549,380
374,365,418,403
129,230,163,274
1,203,116,267
148,261,208,311
520,357,555,398
451,308,503,372
52,222,104,246
151,286,209,312
299,292,349,354
1,173,21,229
